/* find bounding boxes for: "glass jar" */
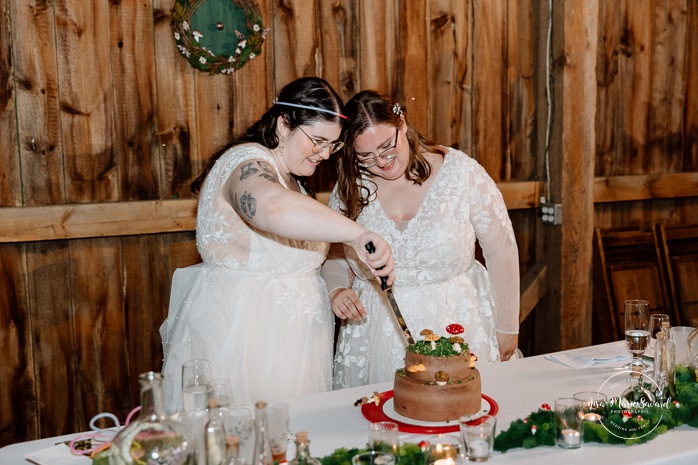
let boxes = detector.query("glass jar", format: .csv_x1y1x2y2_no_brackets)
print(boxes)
109,372,198,464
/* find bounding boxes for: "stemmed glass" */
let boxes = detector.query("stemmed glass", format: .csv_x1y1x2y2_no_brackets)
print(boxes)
182,359,212,412
648,313,670,351
624,300,650,370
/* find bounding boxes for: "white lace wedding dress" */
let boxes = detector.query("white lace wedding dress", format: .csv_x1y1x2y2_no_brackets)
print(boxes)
331,148,519,389
160,145,333,414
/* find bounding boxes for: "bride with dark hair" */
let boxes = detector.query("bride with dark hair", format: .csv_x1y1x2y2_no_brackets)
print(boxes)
160,78,395,413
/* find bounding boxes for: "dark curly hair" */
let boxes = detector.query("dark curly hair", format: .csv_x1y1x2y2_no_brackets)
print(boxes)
191,77,345,195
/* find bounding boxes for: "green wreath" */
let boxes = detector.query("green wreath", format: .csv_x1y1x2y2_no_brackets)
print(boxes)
172,0,268,75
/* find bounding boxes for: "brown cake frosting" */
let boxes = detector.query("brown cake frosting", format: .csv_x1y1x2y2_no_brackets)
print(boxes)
392,330,482,422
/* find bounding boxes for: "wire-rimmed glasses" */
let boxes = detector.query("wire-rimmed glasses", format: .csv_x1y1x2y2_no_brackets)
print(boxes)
296,125,344,154
356,127,399,168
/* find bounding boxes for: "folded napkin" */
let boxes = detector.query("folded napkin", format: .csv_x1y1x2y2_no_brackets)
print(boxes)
25,443,92,465
545,346,631,369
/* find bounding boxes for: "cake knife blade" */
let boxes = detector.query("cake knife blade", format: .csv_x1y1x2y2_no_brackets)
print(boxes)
365,242,416,346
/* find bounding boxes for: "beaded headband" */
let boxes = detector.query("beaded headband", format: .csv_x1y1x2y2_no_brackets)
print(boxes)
274,100,347,120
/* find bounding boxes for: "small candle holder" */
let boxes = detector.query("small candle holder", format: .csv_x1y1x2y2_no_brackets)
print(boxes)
424,434,464,465
572,391,608,423
352,451,396,465
368,421,400,457
554,398,584,449
459,415,496,462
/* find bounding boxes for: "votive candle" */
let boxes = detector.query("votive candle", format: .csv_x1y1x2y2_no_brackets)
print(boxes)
561,429,581,447
467,439,490,459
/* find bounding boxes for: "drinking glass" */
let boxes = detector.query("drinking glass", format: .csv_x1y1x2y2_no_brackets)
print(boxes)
208,378,234,409
554,398,584,449
182,359,212,412
368,421,400,457
572,391,607,423
648,313,670,350
267,401,290,462
220,407,255,464
670,326,696,365
179,409,208,464
459,415,496,462
424,434,464,465
624,300,650,370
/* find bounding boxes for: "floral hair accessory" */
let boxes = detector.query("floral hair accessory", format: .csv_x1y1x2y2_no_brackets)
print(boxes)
392,102,404,116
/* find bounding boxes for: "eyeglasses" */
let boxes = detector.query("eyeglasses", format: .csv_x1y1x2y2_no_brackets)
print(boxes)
297,126,345,154
356,128,399,168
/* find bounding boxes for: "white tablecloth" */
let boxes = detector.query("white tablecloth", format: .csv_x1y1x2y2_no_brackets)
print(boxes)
3,342,697,464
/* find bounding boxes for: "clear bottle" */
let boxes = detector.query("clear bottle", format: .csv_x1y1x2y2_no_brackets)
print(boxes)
652,330,676,401
205,399,228,465
288,431,321,465
252,401,274,465
226,435,247,465
109,372,198,465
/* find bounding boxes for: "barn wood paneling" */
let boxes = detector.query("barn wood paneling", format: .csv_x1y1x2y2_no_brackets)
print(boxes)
472,0,506,177
690,0,698,169
56,0,118,203
10,0,65,206
0,0,20,207
152,0,200,199
110,0,162,201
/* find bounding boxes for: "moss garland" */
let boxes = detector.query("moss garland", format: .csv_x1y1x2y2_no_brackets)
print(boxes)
494,365,698,452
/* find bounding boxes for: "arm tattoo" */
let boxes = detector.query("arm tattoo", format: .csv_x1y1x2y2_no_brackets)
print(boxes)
257,161,278,182
239,162,259,180
237,191,257,219
233,160,274,220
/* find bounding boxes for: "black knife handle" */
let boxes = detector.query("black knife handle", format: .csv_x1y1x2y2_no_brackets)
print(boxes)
365,241,389,291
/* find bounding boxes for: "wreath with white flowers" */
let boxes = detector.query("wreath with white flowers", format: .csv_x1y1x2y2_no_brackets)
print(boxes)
171,0,268,75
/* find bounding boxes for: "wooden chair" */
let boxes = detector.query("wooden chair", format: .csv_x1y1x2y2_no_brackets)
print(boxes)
593,227,675,342
654,223,698,327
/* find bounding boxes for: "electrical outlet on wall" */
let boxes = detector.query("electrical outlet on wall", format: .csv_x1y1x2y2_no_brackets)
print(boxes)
540,202,562,225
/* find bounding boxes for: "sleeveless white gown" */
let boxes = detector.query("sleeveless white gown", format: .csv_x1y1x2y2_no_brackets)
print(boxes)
160,145,333,414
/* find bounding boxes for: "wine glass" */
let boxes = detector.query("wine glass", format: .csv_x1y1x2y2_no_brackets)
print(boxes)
624,300,650,370
208,378,235,409
182,359,212,412
648,313,670,351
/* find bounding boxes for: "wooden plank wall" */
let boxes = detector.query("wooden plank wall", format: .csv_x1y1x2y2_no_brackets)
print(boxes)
0,0,696,446
595,0,698,227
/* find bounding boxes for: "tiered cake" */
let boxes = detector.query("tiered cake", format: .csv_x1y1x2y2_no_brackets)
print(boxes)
393,327,481,422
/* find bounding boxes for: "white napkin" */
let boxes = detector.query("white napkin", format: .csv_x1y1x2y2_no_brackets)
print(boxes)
25,444,92,465
545,346,631,369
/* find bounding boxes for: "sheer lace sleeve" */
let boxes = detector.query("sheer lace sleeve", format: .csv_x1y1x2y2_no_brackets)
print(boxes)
321,187,351,295
465,156,520,334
